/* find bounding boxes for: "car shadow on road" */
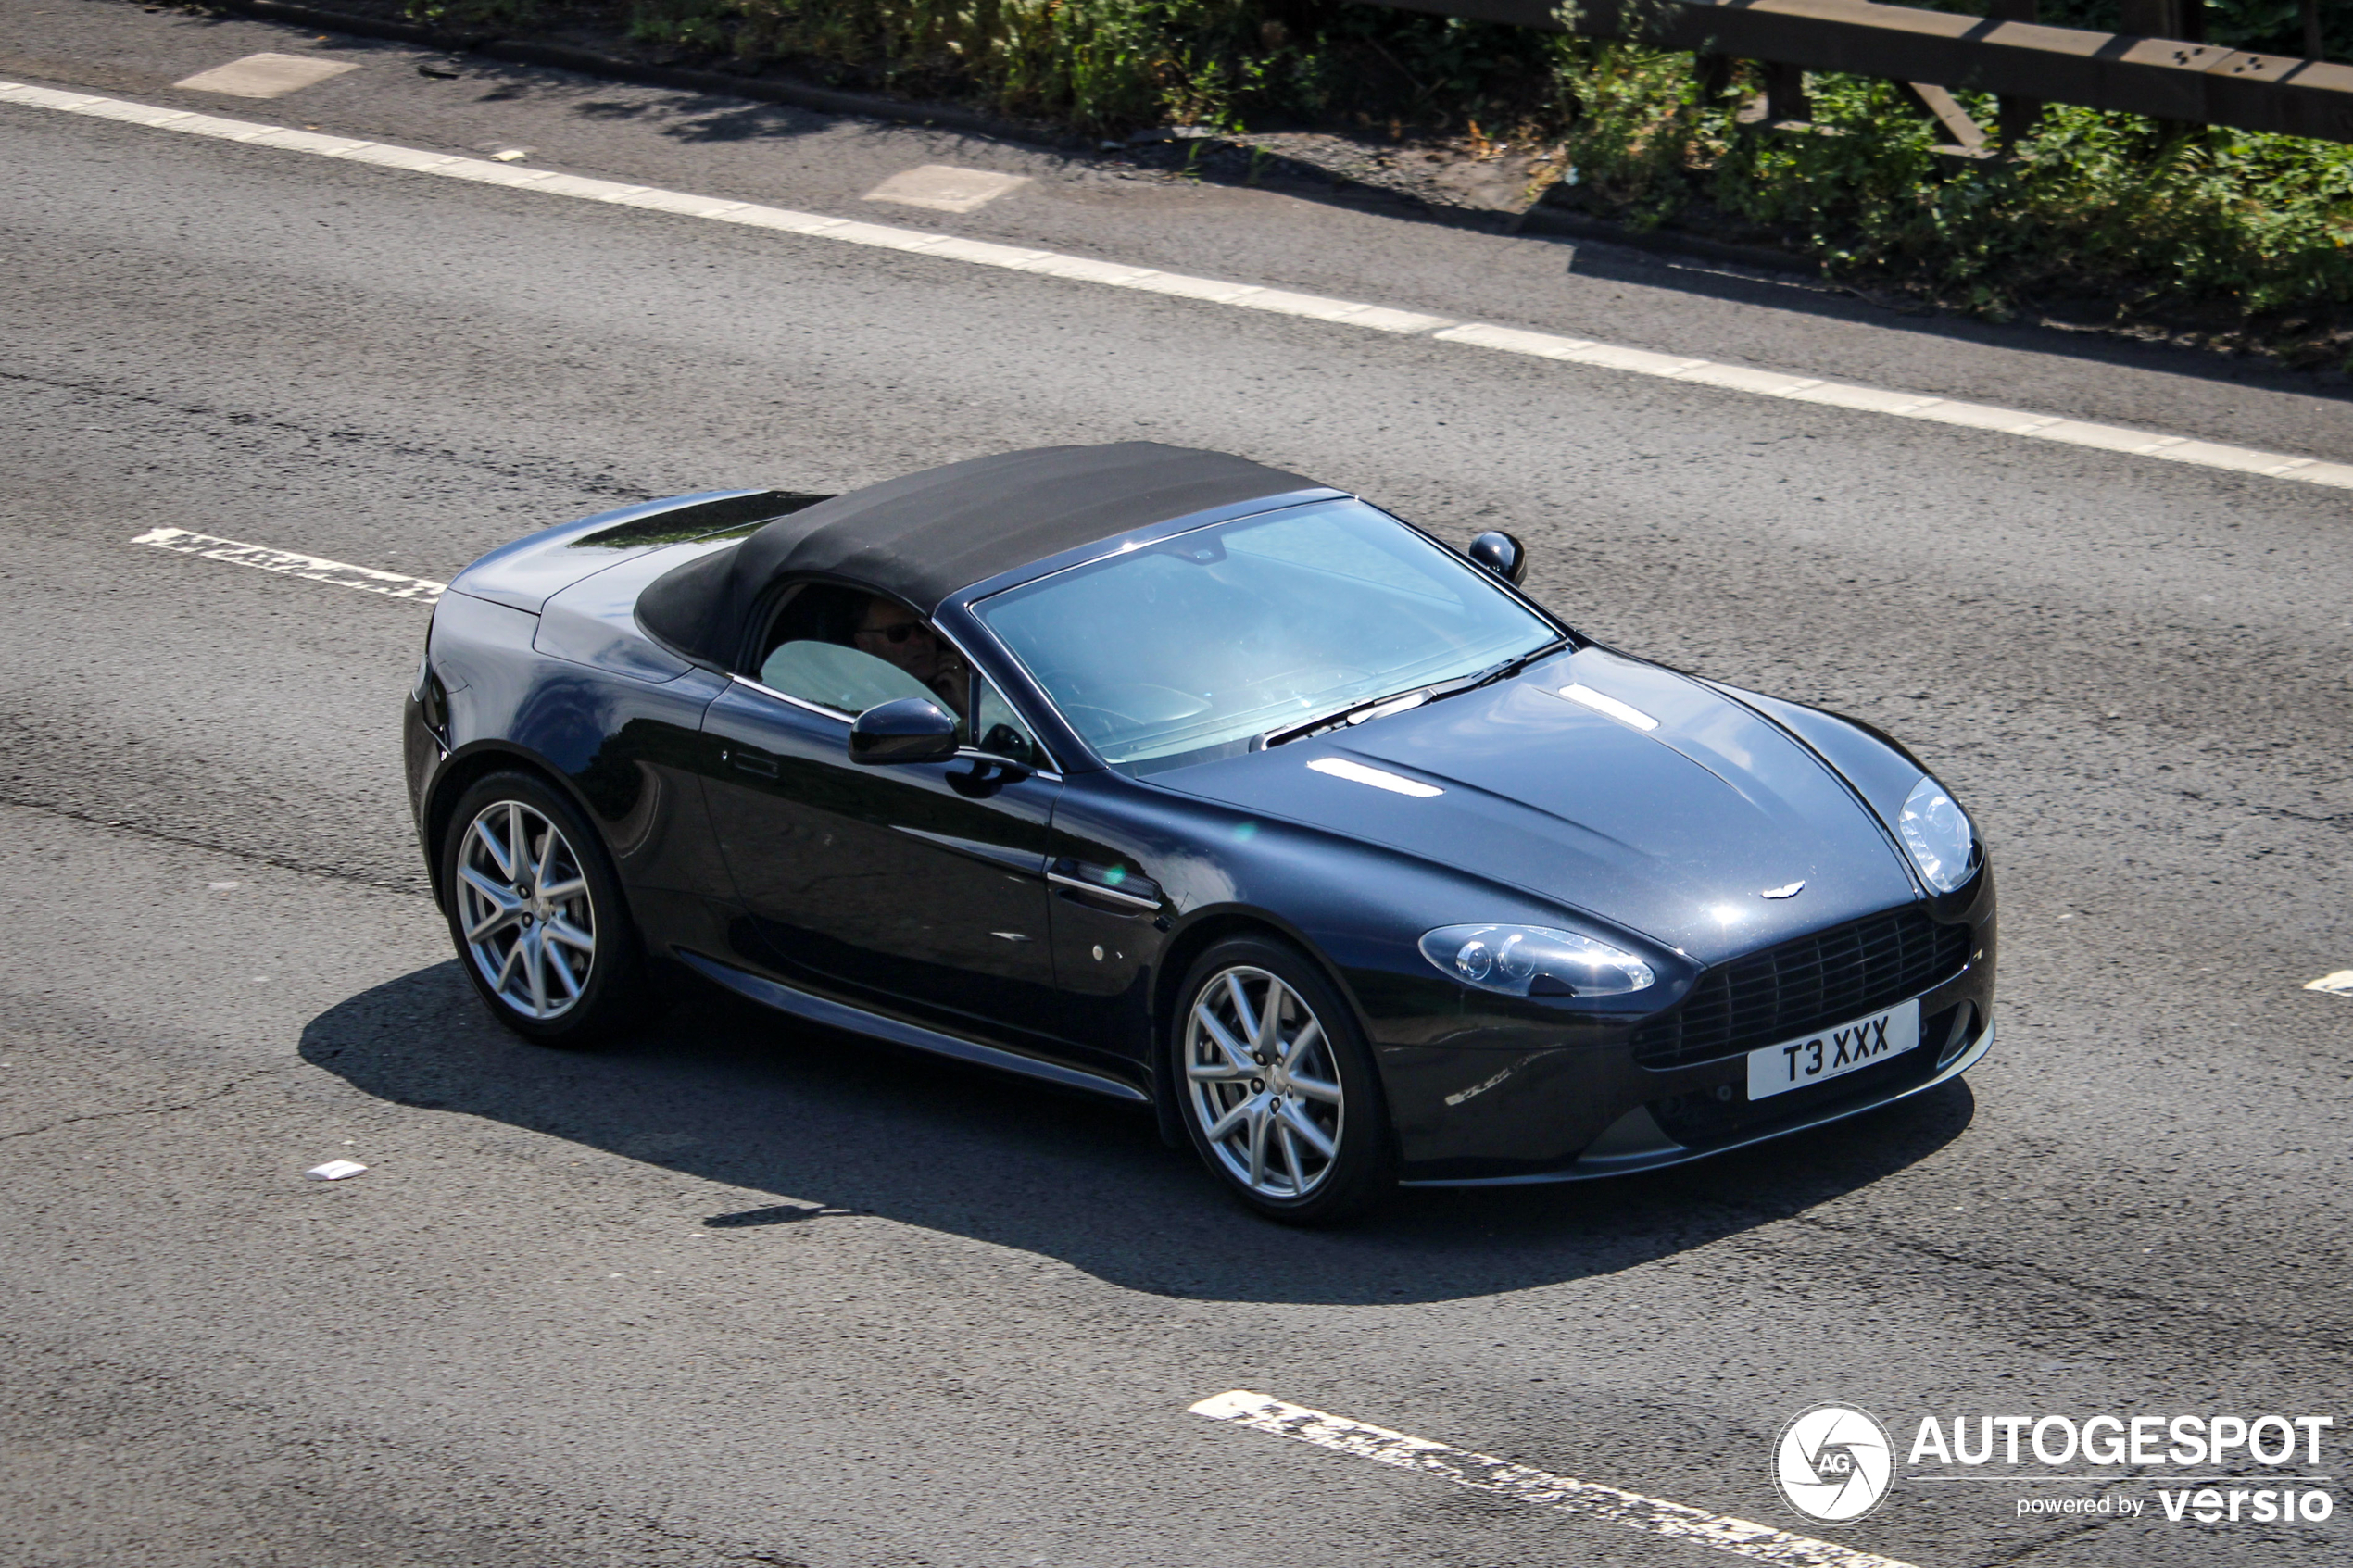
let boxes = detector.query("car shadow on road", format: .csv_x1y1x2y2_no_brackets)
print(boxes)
304,961,1974,1306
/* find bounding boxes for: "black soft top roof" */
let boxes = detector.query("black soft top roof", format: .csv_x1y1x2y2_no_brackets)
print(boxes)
639,442,1318,666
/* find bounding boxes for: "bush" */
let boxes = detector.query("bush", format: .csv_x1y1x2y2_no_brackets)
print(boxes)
1552,50,2353,331
596,1,1573,133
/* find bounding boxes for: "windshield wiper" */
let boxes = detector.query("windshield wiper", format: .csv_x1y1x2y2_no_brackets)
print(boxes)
1259,685,1437,749
1258,639,1570,750
1434,636,1572,702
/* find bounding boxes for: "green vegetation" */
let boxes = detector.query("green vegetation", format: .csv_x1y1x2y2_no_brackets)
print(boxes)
1570,55,2353,342
399,0,2353,358
601,1,1577,134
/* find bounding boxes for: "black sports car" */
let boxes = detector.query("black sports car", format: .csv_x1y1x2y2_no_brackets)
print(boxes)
405,443,1994,1221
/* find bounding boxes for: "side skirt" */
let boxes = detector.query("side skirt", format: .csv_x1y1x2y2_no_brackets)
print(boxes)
675,949,1151,1104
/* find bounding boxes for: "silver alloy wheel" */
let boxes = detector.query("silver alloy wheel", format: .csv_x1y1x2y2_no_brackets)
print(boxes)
1183,965,1345,1199
455,799,596,1020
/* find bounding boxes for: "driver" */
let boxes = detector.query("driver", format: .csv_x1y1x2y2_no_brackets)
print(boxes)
851,596,968,717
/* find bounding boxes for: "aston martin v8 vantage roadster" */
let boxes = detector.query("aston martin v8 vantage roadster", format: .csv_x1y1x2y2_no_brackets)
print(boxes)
405,443,1994,1221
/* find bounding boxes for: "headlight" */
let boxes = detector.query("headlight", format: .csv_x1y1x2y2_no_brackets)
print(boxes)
1418,924,1655,998
1897,775,1976,893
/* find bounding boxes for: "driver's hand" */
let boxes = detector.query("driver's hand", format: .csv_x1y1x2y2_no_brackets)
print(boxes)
932,649,970,714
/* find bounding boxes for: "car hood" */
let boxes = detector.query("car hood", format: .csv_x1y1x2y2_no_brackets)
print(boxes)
1157,646,1922,963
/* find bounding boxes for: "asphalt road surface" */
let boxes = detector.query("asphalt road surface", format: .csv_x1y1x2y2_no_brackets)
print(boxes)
3,6,2350,1567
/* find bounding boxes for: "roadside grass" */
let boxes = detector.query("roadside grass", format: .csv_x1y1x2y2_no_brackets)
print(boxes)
388,0,2353,363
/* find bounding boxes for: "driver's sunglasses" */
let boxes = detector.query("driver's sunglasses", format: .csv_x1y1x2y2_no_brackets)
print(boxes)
858,622,935,644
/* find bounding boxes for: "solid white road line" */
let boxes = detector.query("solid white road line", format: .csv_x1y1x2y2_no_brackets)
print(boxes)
6,77,2347,492
1190,1391,1919,1568
132,527,444,602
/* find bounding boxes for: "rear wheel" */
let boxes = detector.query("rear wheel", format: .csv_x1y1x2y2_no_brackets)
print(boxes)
1173,936,1393,1223
440,771,647,1047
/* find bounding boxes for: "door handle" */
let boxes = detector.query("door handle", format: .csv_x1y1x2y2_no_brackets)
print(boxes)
722,746,779,779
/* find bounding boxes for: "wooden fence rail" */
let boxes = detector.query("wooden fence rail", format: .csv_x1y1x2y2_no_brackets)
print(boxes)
1350,0,2353,144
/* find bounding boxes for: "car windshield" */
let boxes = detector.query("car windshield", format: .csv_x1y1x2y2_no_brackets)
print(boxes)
974,499,1558,775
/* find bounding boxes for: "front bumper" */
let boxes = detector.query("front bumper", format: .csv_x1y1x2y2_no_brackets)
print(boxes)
1366,880,1997,1185
1398,1010,1993,1187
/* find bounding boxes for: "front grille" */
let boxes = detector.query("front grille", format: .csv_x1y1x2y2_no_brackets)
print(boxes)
1649,1002,1969,1144
1630,907,1972,1069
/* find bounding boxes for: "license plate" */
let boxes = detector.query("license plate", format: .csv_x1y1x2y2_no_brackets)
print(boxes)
1746,999,1921,1101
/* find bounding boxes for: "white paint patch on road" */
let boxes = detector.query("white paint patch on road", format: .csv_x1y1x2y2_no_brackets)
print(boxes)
7,77,2350,493
2306,970,2353,997
1190,1391,1918,1568
862,164,1029,213
132,527,444,603
172,54,358,99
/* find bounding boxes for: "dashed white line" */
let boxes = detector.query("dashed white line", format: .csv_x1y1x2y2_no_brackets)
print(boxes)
132,527,443,602
1191,1391,1919,1568
7,76,2348,492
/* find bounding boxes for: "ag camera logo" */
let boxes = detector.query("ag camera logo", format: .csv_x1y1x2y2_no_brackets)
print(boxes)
1775,1404,1896,1523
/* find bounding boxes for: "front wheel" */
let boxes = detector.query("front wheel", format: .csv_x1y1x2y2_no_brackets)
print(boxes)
440,771,648,1047
1172,936,1393,1223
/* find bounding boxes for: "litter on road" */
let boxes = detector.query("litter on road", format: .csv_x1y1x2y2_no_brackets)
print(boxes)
305,1160,368,1181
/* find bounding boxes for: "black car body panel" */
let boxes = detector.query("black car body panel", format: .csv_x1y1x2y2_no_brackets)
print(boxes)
446,488,805,611
1153,642,1921,964
406,445,1996,1185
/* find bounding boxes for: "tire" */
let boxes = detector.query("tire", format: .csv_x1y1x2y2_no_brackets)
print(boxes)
1171,935,1394,1223
439,770,648,1047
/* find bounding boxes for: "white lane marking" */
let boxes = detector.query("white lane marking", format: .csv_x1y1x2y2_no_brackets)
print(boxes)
172,54,358,100
2306,970,2353,997
1191,1391,1917,1568
132,527,444,602
862,163,1029,213
9,77,2349,492
1306,757,1443,797
1558,683,1661,731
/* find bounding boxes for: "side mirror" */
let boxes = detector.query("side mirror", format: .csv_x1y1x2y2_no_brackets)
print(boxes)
1466,530,1528,585
849,697,960,765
